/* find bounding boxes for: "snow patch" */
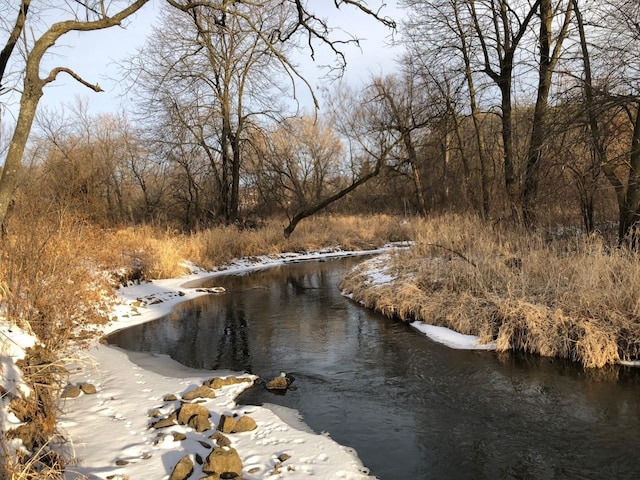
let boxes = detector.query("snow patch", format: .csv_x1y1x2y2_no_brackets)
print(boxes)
410,322,497,350
1,322,38,458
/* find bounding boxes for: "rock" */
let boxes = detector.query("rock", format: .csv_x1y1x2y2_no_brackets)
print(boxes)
265,374,293,391
178,404,210,425
152,417,177,429
182,385,216,401
198,440,212,449
164,394,178,401
115,459,129,466
148,409,162,418
173,432,187,441
61,385,82,398
188,413,212,432
195,453,203,465
232,416,257,433
209,432,231,447
80,383,97,394
169,455,193,480
202,447,242,477
204,376,253,390
278,453,291,463
217,414,237,434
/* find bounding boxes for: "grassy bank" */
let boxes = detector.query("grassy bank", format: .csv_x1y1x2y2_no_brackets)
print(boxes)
0,213,409,479
340,214,640,369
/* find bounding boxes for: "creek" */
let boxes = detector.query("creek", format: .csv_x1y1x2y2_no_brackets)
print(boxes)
108,256,640,479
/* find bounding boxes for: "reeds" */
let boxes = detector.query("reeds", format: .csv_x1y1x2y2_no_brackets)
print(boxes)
341,214,640,368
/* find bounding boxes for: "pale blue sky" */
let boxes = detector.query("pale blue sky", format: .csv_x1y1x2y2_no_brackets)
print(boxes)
33,0,403,115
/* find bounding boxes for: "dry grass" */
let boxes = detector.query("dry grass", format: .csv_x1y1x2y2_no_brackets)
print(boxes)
341,214,640,368
0,211,409,478
178,214,410,271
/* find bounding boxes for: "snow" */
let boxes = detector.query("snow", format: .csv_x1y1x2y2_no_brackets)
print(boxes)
56,248,405,480
2,241,633,478
58,345,370,480
0,323,37,458
356,254,397,287
347,253,495,351
410,323,496,351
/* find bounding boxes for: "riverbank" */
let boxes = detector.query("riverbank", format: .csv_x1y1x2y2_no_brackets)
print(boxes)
1,214,413,478
56,248,405,480
340,215,640,369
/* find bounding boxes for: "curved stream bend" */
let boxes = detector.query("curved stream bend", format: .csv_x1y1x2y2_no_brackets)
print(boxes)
108,257,640,480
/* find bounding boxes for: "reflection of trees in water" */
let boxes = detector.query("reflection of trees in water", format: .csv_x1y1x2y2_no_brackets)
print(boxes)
213,302,251,372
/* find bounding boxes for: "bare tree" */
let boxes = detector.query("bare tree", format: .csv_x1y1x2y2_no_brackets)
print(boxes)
280,83,400,237
0,0,150,227
369,73,439,216
521,0,574,225
129,2,296,225
0,0,395,228
402,0,493,216
574,0,640,243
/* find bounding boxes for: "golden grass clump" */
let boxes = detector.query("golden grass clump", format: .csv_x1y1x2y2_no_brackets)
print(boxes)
187,214,410,271
342,213,640,368
0,211,110,349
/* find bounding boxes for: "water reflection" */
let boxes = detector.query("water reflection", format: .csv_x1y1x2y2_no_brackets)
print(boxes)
108,257,640,480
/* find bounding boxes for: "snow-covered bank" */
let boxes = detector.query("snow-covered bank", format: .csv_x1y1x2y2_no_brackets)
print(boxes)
58,247,407,480
59,344,370,479
340,253,496,351
0,324,37,461
409,323,496,350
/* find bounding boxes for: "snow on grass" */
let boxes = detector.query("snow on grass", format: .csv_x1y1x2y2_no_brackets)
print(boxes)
1,322,37,458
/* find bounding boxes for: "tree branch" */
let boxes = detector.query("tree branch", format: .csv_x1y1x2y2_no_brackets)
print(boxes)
0,0,30,92
43,67,104,91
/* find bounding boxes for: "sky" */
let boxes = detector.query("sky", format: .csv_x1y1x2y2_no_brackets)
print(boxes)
22,0,404,117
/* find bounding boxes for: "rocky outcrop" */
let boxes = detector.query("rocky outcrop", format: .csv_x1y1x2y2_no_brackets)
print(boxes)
209,432,231,447
60,385,82,398
80,383,97,394
178,403,211,432
204,376,252,390
233,416,257,432
151,412,177,429
60,383,96,398
218,414,257,434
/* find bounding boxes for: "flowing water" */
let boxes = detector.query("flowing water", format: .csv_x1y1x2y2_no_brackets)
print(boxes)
108,257,640,479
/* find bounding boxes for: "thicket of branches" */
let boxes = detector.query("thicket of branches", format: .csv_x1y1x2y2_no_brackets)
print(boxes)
2,1,639,241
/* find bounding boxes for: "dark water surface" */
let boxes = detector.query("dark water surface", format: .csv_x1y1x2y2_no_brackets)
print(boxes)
108,257,640,479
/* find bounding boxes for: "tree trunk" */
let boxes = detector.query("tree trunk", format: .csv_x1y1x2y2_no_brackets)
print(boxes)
0,0,150,227
522,0,573,227
620,105,640,243
0,75,43,225
283,158,385,238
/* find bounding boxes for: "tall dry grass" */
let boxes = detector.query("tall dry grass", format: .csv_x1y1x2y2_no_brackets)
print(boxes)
341,214,640,368
91,214,410,276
